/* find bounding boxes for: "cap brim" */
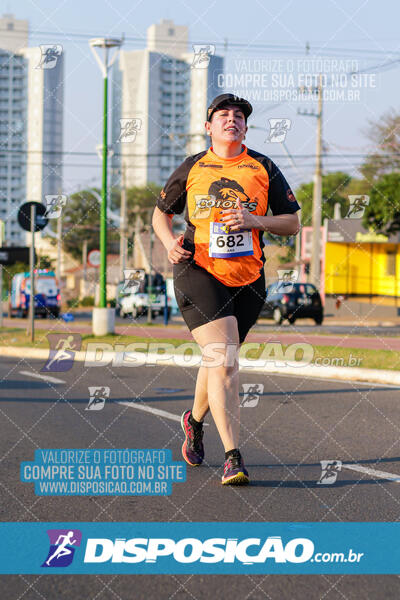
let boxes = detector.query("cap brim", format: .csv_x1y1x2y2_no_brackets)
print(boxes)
208,97,252,121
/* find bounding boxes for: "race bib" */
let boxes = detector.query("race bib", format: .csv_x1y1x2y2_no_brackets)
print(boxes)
209,222,254,258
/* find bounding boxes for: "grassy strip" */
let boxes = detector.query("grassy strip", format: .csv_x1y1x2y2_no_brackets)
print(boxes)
0,328,399,371
312,345,399,371
0,328,186,350
240,343,399,371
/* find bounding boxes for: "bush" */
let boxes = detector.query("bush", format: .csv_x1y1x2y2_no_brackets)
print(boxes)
80,296,95,307
66,297,80,308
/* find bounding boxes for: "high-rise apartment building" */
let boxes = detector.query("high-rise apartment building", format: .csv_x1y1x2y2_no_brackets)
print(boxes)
0,14,63,245
111,19,223,188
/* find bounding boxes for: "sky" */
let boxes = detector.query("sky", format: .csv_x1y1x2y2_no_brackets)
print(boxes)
3,0,400,194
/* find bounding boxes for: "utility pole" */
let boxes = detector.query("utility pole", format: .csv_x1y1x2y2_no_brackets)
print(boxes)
298,75,323,286
56,209,62,283
147,228,154,325
119,164,127,282
295,201,302,264
0,264,3,328
310,74,323,287
82,239,88,298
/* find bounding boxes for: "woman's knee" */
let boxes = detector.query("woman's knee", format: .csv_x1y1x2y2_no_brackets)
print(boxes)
206,361,238,381
201,342,239,369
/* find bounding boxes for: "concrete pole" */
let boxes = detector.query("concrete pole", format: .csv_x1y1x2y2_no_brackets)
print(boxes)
295,202,302,264
310,74,323,288
119,164,127,282
56,210,62,283
0,264,3,328
147,229,154,325
82,239,88,298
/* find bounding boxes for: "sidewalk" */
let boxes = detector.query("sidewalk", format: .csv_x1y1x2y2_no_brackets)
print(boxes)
1,315,399,351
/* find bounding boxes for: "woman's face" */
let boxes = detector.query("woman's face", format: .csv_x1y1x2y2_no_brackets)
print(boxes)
205,105,247,145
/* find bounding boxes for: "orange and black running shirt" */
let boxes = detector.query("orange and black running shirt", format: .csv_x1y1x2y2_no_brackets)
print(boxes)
156,145,300,287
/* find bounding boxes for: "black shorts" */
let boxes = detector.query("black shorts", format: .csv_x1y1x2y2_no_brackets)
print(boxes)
173,260,266,344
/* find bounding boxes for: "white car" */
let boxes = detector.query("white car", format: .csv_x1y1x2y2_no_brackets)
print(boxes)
119,290,171,319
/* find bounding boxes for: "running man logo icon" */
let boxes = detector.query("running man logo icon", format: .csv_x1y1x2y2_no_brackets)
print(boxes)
41,334,82,373
266,119,291,143
42,529,82,568
346,195,370,219
276,269,299,294
317,460,342,485
118,118,142,143
191,44,216,68
240,383,264,408
44,195,67,219
122,269,145,293
36,45,63,69
86,386,110,411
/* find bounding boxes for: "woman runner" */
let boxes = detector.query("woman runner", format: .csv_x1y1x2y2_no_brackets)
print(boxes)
152,93,300,485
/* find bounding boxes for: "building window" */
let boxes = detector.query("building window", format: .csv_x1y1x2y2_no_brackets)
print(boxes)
168,28,174,36
7,22,14,31
386,252,396,276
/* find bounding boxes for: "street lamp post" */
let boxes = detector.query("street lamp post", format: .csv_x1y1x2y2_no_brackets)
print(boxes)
89,36,123,335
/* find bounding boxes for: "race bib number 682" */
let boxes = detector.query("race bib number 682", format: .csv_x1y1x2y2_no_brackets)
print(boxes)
209,222,254,258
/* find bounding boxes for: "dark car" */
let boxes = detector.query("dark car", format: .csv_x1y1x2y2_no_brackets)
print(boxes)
260,282,324,325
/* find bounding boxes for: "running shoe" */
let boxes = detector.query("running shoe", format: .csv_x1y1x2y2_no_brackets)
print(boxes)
221,453,249,485
181,410,204,466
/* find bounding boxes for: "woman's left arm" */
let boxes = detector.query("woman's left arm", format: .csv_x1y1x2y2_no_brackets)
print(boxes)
250,212,300,235
220,206,300,236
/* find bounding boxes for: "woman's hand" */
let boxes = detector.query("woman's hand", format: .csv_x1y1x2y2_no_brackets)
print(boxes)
167,234,192,264
219,198,257,231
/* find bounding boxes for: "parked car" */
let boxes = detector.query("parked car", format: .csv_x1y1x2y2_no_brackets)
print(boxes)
116,271,171,319
260,282,323,325
9,269,60,318
119,289,171,319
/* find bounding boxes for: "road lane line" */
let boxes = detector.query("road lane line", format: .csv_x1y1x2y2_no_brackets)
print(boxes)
342,464,400,483
117,401,208,425
116,401,182,422
19,370,66,385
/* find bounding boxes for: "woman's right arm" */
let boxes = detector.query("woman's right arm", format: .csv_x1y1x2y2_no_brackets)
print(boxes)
152,206,192,264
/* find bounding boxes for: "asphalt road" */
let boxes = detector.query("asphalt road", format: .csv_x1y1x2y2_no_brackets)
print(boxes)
1,356,400,598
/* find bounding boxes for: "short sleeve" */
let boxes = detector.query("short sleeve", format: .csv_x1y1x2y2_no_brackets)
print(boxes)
266,160,300,216
156,157,194,215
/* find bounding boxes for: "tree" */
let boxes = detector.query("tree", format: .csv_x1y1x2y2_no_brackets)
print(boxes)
37,255,54,270
59,189,120,261
126,183,162,229
295,171,353,226
2,262,29,297
361,109,400,182
362,172,400,235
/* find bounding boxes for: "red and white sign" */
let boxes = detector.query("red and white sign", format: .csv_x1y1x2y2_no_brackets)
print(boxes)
88,249,101,268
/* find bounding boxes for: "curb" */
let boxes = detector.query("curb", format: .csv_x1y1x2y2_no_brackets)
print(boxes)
1,346,399,386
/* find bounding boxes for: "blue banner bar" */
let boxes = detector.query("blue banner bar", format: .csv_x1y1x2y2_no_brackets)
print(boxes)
0,522,399,574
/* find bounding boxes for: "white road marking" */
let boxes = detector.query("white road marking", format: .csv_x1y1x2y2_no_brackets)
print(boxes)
19,370,66,385
342,463,400,483
117,401,208,425
116,401,182,422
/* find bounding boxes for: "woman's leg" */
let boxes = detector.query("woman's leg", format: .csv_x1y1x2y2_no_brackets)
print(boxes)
191,315,240,452
192,365,209,423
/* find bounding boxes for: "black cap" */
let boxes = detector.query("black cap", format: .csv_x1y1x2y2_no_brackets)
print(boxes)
207,93,253,122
